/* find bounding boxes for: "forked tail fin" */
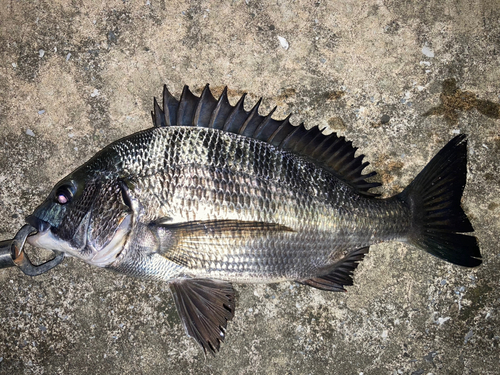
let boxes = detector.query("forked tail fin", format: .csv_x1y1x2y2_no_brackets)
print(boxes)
398,134,481,267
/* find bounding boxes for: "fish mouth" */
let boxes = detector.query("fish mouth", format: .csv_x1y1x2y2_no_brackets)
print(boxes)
25,215,51,233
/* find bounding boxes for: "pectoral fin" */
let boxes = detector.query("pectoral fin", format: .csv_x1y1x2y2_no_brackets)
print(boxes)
169,278,235,355
156,219,293,234
154,219,294,268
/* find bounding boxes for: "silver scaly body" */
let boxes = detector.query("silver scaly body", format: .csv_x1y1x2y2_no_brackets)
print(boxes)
97,126,409,282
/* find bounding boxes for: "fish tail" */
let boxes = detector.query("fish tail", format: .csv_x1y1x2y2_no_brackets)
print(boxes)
398,134,482,267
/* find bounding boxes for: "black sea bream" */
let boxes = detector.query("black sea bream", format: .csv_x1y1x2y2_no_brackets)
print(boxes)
24,85,481,353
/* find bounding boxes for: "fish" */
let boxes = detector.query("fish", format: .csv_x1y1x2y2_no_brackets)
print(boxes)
24,84,481,354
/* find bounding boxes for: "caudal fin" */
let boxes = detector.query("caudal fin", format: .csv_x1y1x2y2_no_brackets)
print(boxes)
398,135,481,267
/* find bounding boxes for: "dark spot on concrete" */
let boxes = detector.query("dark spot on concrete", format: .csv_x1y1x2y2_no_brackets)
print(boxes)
476,99,500,118
377,157,404,185
493,137,500,151
387,161,404,172
423,78,500,124
411,370,424,375
327,116,346,130
323,90,345,101
459,284,493,322
488,202,498,211
423,351,437,363
18,340,28,348
368,5,379,16
277,88,297,101
483,172,499,184
15,53,40,81
380,114,391,124
107,30,118,44
384,20,401,34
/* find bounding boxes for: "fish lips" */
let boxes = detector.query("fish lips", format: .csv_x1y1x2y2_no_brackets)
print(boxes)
26,215,52,233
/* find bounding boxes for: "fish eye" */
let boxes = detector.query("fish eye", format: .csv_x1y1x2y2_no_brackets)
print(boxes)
54,184,76,205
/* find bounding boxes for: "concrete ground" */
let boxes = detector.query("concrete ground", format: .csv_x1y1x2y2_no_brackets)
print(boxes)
1,1,499,374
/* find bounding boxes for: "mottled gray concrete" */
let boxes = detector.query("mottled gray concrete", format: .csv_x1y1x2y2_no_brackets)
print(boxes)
1,1,499,374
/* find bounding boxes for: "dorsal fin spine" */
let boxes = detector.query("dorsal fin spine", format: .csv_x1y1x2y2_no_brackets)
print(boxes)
279,123,304,148
223,93,247,131
326,140,350,165
162,84,178,126
352,161,370,176
265,114,289,144
238,98,262,135
301,129,325,155
209,87,229,129
152,97,165,128
314,134,338,160
343,157,365,179
176,86,198,126
193,84,208,126
193,84,217,127
363,171,377,179
253,106,277,138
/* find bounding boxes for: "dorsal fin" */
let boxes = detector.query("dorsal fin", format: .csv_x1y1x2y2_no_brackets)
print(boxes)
151,84,381,196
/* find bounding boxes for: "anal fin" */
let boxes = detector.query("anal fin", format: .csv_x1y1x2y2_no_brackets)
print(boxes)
297,247,369,292
169,278,235,355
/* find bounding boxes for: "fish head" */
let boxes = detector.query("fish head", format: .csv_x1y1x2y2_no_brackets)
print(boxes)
26,170,134,267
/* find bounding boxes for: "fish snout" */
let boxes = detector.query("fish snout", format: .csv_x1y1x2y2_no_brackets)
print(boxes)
25,215,51,233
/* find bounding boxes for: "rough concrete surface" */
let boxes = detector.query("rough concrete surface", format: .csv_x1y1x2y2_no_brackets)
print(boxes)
0,1,499,374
